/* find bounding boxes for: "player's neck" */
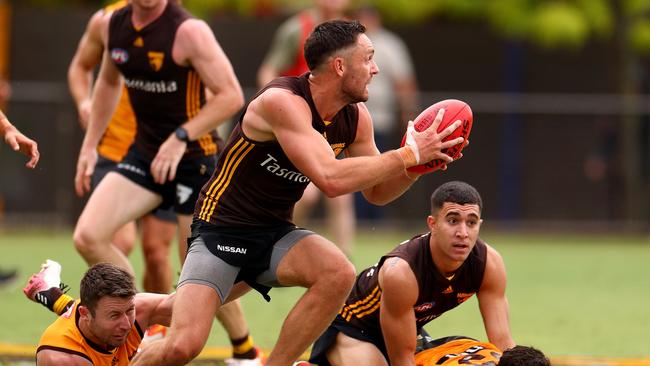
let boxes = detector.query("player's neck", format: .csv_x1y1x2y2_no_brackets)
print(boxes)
308,74,350,121
78,319,115,352
131,0,167,29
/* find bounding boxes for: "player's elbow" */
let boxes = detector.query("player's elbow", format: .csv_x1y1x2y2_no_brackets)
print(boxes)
318,180,348,198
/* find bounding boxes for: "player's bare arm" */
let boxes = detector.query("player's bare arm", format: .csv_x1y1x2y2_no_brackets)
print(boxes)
75,17,123,197
251,89,463,199
1,111,40,169
379,257,419,366
134,292,175,330
68,9,106,129
150,19,244,184
477,244,515,351
345,103,420,205
37,350,93,366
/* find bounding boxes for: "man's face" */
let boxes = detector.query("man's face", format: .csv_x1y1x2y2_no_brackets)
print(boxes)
340,34,379,103
85,296,136,349
428,202,482,263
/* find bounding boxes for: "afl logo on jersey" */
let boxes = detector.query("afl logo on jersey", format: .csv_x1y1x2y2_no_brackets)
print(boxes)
111,48,129,64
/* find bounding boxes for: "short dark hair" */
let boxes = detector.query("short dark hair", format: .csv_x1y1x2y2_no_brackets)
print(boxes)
430,181,483,214
79,263,136,315
304,20,366,71
499,345,551,366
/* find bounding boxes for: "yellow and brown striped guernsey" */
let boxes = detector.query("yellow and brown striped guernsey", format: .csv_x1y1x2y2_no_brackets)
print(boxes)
339,234,487,334
36,301,143,366
108,2,220,161
98,85,136,162
415,338,502,366
193,74,359,227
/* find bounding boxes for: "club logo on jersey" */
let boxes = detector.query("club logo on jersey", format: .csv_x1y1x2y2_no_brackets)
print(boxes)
330,142,346,156
110,48,129,64
148,51,164,71
176,184,193,204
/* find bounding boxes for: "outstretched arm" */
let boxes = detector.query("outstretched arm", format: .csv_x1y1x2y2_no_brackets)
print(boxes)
379,257,419,366
1,111,39,168
251,90,462,202
477,244,515,351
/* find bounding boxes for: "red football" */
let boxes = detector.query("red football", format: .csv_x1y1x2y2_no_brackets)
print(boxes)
401,99,473,174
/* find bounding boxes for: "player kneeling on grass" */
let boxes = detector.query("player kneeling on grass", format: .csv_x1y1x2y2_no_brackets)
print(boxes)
23,260,173,366
309,181,517,366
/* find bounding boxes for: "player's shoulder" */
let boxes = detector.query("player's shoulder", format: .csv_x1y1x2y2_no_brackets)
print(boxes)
37,348,92,366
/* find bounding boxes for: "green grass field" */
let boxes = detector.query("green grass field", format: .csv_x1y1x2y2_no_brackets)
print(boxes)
1,228,649,361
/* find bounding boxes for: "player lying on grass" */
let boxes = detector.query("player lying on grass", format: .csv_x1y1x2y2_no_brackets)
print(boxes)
414,331,549,366
310,181,516,366
23,260,173,366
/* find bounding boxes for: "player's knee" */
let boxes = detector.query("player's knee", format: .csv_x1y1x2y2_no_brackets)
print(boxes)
72,226,98,255
142,245,169,266
166,337,202,364
327,260,356,296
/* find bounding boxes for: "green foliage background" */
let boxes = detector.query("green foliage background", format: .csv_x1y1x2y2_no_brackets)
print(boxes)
12,0,650,53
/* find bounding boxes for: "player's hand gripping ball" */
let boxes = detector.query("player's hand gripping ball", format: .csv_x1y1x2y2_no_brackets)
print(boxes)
401,99,473,174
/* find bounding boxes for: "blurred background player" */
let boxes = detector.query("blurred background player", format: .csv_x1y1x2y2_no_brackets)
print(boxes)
69,0,262,363
414,334,550,366
310,181,515,366
257,0,356,255
354,5,420,221
0,76,39,287
68,0,176,295
23,260,174,366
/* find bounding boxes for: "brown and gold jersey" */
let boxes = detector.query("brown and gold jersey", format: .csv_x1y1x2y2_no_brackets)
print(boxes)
195,73,359,227
36,301,143,366
98,84,137,162
339,234,487,333
415,337,502,366
108,2,219,161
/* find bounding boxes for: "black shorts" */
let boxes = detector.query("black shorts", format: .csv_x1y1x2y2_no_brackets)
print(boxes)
309,315,387,366
95,153,178,222
116,146,216,215
187,220,313,300
92,155,119,189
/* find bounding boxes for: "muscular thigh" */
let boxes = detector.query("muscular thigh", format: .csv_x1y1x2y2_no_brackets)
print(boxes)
327,332,388,366
79,172,161,233
177,236,240,303
270,233,350,288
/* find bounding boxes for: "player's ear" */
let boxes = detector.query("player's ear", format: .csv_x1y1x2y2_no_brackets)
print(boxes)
427,215,436,230
78,305,91,319
333,56,345,76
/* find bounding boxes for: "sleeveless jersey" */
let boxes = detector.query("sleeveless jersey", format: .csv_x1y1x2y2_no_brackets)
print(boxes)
415,337,502,366
108,2,219,161
36,301,143,366
195,73,359,227
280,11,313,77
339,233,487,333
